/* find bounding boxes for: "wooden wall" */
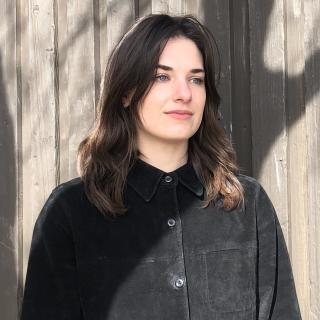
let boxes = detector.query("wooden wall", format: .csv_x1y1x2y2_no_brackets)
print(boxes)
0,0,319,319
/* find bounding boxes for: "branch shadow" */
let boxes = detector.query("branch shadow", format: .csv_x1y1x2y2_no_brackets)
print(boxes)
203,0,320,177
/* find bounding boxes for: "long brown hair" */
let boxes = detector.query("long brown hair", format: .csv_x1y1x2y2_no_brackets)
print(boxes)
77,13,244,218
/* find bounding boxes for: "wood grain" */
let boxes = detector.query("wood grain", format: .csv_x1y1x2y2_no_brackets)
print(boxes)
0,1,19,318
229,0,252,176
304,1,320,319
286,0,310,319
285,0,309,318
248,0,289,243
21,0,58,286
0,0,319,318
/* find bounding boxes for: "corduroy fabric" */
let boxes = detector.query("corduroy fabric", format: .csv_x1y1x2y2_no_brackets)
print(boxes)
21,158,301,319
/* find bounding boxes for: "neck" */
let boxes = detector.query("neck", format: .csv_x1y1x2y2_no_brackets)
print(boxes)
137,138,189,173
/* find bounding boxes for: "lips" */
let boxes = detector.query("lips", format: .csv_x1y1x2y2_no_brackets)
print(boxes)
165,110,193,120
165,110,193,115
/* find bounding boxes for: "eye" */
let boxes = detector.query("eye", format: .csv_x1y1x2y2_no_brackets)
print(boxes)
190,77,204,85
155,74,169,82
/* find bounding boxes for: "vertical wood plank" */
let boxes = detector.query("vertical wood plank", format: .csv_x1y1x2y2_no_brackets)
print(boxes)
200,0,232,140
106,0,135,59
229,0,252,176
152,0,184,15
0,1,19,319
285,0,309,317
93,0,115,109
304,1,320,319
168,0,185,14
102,0,136,123
248,0,289,241
184,0,199,15
65,0,96,179
138,0,152,17
97,0,108,74
20,0,31,297
95,0,108,105
59,0,96,182
21,0,58,286
56,0,69,182
151,0,168,14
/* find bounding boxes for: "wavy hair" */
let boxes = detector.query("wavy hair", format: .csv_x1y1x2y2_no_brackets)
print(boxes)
77,13,244,218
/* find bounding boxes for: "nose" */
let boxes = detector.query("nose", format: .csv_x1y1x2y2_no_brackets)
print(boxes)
172,79,192,103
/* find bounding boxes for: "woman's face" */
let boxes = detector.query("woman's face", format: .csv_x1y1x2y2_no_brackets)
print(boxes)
135,36,206,147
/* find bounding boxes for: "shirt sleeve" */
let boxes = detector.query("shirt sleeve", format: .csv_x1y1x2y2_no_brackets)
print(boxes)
20,189,83,320
255,184,302,319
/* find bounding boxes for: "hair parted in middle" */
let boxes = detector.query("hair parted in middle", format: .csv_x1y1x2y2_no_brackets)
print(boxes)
77,13,244,218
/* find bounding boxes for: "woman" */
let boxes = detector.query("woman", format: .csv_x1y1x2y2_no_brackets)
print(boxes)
21,14,301,319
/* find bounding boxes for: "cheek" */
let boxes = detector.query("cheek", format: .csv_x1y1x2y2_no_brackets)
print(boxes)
201,91,206,108
196,95,206,118
138,104,160,129
138,92,167,126
193,97,206,130
194,88,206,108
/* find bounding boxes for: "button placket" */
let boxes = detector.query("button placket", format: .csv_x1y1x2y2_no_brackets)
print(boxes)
158,174,189,316
169,189,189,298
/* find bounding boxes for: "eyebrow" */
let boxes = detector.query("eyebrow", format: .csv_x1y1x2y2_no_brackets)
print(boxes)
156,64,205,74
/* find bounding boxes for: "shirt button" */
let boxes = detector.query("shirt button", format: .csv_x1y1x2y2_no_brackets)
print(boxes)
164,175,173,183
167,218,176,227
175,278,184,288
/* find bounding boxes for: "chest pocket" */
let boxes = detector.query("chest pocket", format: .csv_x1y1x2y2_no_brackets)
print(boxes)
203,245,256,313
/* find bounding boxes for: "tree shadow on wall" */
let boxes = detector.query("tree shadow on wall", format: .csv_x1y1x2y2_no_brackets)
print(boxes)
1,0,318,319
203,0,320,177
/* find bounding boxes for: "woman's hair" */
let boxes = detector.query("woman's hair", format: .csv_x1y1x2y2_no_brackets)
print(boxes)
77,13,244,218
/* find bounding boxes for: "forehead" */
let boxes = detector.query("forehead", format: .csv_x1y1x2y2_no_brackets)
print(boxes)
158,37,204,67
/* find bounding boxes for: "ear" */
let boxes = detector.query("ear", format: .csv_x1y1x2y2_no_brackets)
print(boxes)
122,90,134,108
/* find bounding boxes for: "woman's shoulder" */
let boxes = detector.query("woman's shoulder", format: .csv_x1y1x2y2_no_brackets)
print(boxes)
235,172,274,206
38,177,86,222
50,177,85,201
235,172,263,193
235,172,277,219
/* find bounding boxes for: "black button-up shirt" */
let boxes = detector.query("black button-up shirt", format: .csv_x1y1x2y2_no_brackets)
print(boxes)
21,158,302,319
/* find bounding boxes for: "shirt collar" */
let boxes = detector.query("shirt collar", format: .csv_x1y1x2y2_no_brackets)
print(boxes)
127,158,204,202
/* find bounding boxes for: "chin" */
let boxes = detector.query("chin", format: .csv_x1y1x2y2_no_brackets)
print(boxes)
162,135,192,143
